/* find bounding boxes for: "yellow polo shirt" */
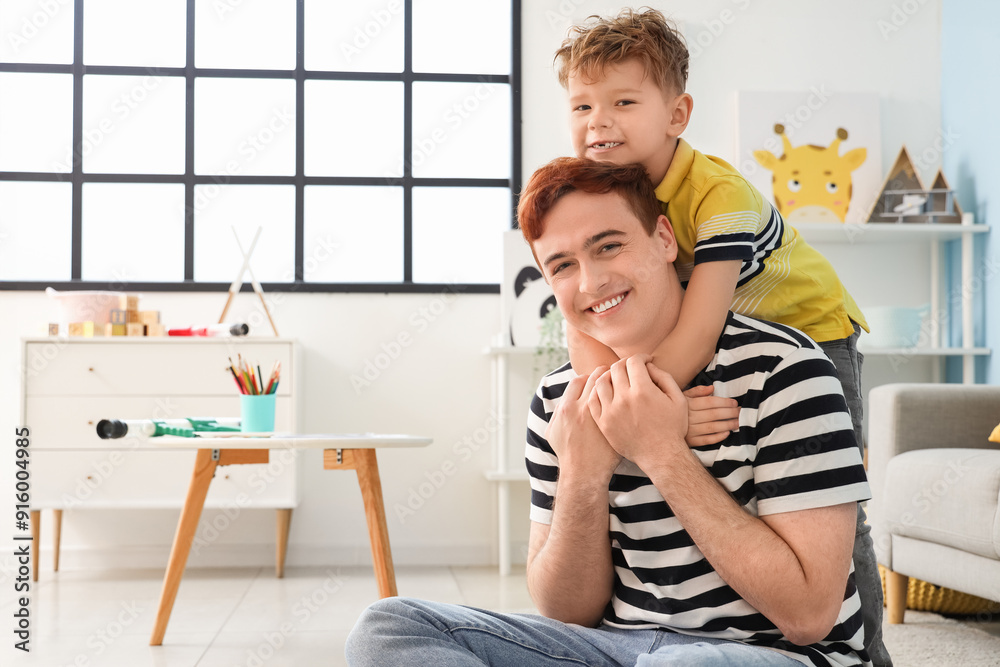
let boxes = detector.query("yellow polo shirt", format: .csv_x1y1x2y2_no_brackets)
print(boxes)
655,139,867,342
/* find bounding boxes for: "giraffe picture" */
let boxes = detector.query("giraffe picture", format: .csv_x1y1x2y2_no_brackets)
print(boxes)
737,91,881,224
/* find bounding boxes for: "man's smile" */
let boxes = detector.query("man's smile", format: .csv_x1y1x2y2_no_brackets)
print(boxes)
589,291,628,314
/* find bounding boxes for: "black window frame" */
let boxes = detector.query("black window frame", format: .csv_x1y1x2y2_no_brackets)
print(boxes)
0,0,521,294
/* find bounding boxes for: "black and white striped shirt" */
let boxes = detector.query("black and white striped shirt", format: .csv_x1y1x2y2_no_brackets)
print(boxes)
526,313,872,667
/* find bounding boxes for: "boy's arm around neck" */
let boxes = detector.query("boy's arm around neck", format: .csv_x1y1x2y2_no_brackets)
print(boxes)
651,259,741,387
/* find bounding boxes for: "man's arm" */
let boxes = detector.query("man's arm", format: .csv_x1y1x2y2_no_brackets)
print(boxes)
648,259,742,389
644,449,856,645
526,369,621,627
590,356,856,645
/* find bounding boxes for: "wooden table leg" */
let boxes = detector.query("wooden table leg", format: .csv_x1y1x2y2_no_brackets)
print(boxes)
354,449,397,598
276,508,292,579
30,511,39,582
150,449,218,646
53,509,63,572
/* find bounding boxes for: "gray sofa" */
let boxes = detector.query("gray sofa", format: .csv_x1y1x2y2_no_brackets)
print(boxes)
867,382,1000,622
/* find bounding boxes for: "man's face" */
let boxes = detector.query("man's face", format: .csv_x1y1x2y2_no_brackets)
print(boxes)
532,189,681,357
568,59,682,184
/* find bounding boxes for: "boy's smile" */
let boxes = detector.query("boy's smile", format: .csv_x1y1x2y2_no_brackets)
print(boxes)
567,59,691,184
533,189,681,358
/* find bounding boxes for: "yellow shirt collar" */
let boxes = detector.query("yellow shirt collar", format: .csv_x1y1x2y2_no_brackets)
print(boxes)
653,138,695,204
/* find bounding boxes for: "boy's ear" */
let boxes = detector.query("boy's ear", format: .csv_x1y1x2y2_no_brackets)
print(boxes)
667,93,693,138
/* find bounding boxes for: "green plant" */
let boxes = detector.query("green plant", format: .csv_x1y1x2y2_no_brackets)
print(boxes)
535,306,569,374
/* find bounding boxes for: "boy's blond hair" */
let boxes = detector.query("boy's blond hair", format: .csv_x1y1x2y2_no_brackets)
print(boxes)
554,7,689,95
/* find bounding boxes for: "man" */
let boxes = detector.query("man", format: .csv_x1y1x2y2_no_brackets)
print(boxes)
346,158,873,667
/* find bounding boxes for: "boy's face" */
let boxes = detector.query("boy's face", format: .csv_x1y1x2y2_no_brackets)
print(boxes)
532,189,681,358
567,59,690,184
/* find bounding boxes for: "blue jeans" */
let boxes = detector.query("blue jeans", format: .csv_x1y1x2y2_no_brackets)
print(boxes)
345,597,804,666
818,325,891,667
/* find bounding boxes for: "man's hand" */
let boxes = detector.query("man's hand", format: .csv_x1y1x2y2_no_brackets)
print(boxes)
546,367,622,478
684,385,740,447
587,355,688,469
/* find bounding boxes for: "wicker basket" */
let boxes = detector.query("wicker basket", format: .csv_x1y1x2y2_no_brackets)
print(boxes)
879,564,1000,615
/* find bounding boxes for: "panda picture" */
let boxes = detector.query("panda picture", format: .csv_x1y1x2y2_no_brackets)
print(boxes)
502,230,557,348
509,265,557,347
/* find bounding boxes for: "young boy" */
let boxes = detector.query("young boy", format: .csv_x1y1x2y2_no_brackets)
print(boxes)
552,8,890,667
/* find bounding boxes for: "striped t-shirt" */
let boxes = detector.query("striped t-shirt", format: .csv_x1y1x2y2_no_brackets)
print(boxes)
526,313,872,667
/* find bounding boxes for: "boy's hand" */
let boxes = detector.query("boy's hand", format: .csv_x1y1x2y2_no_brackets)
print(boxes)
587,355,688,471
683,385,740,447
565,320,618,375
546,367,622,478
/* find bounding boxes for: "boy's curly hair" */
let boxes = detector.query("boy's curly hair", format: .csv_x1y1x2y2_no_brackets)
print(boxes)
554,7,689,95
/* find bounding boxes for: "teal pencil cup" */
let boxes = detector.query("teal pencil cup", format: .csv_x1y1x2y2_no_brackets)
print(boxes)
240,394,276,432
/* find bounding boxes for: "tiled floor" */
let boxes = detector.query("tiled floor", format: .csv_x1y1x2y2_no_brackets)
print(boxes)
1,565,537,666
4,565,999,666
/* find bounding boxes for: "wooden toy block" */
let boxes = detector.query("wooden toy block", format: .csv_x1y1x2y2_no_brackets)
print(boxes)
126,322,145,336
145,322,167,337
127,309,141,323
116,294,139,311
48,323,59,336
138,310,161,325
110,308,128,325
105,322,127,336
69,322,97,337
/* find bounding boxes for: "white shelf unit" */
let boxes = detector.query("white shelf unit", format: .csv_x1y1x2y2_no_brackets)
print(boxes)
486,217,991,575
793,215,990,383
485,343,549,575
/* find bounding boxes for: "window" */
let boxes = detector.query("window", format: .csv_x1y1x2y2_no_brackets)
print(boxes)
0,0,521,293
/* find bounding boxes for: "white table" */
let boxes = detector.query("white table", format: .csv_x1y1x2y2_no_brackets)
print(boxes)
147,433,431,646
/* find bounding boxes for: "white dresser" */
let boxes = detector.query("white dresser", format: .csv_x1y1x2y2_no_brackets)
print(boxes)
20,336,301,577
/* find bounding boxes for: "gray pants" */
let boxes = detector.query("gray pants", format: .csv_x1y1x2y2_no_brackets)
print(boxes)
818,325,892,667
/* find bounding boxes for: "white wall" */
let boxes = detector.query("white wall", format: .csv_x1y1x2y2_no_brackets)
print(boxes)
0,0,947,576
524,0,943,181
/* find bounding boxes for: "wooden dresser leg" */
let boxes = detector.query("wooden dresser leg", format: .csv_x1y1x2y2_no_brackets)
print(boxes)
30,511,40,583
53,509,63,572
276,509,292,579
885,569,908,624
150,449,218,646
354,449,397,598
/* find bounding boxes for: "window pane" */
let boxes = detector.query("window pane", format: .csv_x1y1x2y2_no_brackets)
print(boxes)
412,187,508,284
194,185,295,283
83,0,185,67
304,80,403,178
412,0,510,74
304,186,402,283
195,78,296,177
0,73,73,172
0,0,74,64
0,182,72,281
411,82,510,179
82,74,186,174
304,0,404,73
82,184,185,283
195,0,295,70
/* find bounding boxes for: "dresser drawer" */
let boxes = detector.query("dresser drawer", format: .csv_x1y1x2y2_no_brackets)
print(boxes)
24,340,293,397
33,449,298,508
27,396,294,450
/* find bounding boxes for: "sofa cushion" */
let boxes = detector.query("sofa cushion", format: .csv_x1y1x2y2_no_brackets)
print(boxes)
882,448,1000,560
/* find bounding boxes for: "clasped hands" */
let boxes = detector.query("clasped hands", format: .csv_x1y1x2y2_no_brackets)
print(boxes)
545,354,739,478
